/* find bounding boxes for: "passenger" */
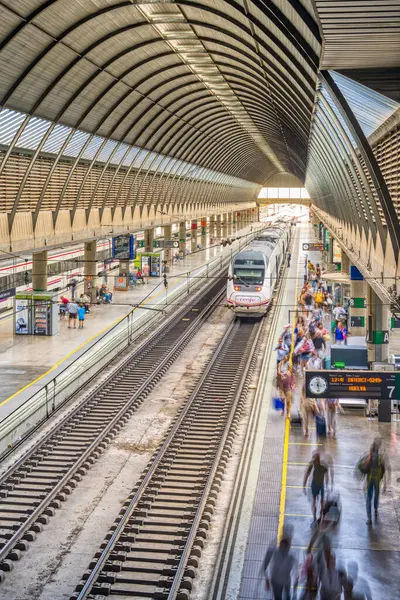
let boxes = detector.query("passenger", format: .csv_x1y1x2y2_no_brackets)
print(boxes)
345,561,373,600
303,451,330,526
312,330,326,358
326,398,343,438
67,277,78,300
261,534,296,599
301,392,319,437
302,286,314,316
287,250,291,267
357,438,390,525
334,322,348,345
278,355,294,419
100,284,112,303
314,287,325,308
295,332,315,375
318,553,347,600
332,301,346,323
281,324,292,348
136,268,145,285
78,304,86,329
307,351,322,371
316,263,322,280
274,337,289,367
67,299,78,329
59,295,69,318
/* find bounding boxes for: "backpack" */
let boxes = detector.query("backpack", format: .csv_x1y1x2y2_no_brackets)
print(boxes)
327,399,336,411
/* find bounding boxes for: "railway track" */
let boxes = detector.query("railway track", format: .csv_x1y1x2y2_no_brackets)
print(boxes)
71,316,264,600
0,275,228,580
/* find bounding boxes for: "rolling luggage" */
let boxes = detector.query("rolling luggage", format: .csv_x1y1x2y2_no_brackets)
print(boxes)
290,410,302,426
315,415,327,437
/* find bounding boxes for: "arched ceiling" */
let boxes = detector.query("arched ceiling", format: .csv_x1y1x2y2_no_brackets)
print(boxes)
0,0,321,185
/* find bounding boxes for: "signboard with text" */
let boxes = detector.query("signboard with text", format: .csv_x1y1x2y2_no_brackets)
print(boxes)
112,234,135,260
306,370,399,400
302,243,324,252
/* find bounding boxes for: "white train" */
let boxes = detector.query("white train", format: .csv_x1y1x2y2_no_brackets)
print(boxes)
0,242,117,312
226,220,291,317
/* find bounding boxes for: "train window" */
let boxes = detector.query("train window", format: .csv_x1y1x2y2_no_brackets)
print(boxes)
234,268,264,285
234,259,264,265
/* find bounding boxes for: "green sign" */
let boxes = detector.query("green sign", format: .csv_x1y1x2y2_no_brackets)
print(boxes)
350,297,366,309
139,240,145,247
371,330,390,345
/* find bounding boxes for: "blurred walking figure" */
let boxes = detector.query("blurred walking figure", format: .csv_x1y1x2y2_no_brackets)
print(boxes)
301,390,319,437
345,561,373,600
261,533,296,599
326,398,344,437
318,553,347,600
357,437,390,525
303,451,330,526
278,355,295,419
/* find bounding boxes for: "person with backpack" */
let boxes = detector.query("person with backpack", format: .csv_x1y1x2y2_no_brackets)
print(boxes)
295,333,315,375
357,438,390,525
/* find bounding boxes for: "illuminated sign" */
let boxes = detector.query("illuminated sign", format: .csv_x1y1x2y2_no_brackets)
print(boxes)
305,370,399,400
302,243,324,252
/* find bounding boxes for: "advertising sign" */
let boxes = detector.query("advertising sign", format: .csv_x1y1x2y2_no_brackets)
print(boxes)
0,287,15,302
306,370,399,400
15,298,30,335
112,234,135,260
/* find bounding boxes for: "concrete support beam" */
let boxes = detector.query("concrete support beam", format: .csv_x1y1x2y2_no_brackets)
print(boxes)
191,219,198,253
32,250,47,291
232,212,237,235
179,222,186,255
84,241,97,303
163,224,172,265
341,252,350,274
144,228,154,253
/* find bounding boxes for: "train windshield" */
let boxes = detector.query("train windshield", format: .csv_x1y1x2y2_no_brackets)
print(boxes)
234,268,264,285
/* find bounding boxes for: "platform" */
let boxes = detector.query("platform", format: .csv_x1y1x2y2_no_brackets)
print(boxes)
225,222,400,600
0,225,254,414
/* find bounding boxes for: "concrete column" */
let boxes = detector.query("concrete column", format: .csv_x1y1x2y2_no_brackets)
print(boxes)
32,251,48,291
84,241,97,303
209,214,216,243
236,212,241,231
216,214,222,239
341,252,350,275
368,288,391,363
200,217,207,248
248,208,253,223
349,275,367,339
191,219,198,253
144,228,154,253
222,214,228,238
163,224,172,265
227,212,233,236
179,221,186,255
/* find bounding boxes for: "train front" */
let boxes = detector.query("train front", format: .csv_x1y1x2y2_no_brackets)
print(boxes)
226,251,268,317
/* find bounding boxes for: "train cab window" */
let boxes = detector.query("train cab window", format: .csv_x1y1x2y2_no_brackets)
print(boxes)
233,268,264,285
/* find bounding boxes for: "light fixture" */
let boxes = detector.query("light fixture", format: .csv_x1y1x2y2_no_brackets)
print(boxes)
164,31,197,39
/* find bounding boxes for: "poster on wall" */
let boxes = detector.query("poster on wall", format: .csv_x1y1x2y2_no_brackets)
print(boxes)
15,298,30,334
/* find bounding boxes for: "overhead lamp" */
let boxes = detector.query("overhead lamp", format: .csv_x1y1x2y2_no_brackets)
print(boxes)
174,45,204,52
185,56,213,64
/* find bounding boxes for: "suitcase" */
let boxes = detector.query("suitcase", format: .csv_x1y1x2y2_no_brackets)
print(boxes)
315,415,327,437
290,410,302,426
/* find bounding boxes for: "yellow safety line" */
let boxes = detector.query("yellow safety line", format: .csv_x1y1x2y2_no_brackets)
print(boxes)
0,277,183,408
277,227,300,542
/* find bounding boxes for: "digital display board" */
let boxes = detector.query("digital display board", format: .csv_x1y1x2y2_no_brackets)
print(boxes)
305,370,399,400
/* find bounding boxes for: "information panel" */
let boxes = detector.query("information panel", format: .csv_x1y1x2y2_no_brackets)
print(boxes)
302,243,324,252
112,234,135,260
305,370,399,400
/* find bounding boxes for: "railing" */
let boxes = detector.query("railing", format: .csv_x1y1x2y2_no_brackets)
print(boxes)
0,228,264,456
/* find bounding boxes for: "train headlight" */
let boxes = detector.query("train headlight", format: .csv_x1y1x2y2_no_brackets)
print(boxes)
256,286,262,292
234,285,240,292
